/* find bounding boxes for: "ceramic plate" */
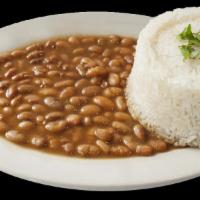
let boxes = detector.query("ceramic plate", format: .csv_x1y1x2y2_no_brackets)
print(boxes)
0,12,199,191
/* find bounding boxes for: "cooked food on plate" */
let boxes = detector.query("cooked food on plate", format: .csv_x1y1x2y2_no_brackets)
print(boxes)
0,7,199,158
126,7,200,148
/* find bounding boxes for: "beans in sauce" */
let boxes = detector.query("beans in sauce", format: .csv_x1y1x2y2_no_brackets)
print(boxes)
0,35,170,158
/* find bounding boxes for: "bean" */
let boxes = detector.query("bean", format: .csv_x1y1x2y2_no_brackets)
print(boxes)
114,112,132,121
45,112,64,122
54,80,74,88
86,66,108,77
97,38,106,45
125,64,132,72
121,38,134,46
149,140,167,152
6,85,18,99
0,114,4,120
109,66,122,73
31,136,47,147
44,55,58,64
88,45,102,53
72,56,82,64
44,97,63,109
24,94,41,103
112,121,131,134
69,96,89,106
66,114,81,126
113,46,121,53
109,59,121,67
133,124,146,140
81,57,96,68
82,86,101,96
32,104,46,113
3,107,13,115
103,87,122,97
94,128,113,141
93,96,115,110
82,37,96,43
93,59,104,66
11,49,25,57
82,117,92,126
0,80,11,89
32,65,47,76
4,62,12,68
0,53,11,63
45,120,66,132
108,73,120,86
59,87,75,99
124,55,134,64
64,104,77,113
0,121,7,134
10,95,22,106
55,40,69,48
96,140,110,153
29,58,43,64
123,135,136,150
65,71,80,79
90,77,102,85
5,130,25,143
115,96,127,111
110,145,131,156
93,115,110,125
77,144,100,157
109,35,121,44
26,43,43,52
120,47,132,55
62,143,74,154
47,70,60,78
34,78,52,87
73,48,84,55
17,104,32,111
17,84,34,94
18,121,34,130
49,139,61,149
19,79,31,84
102,57,110,64
120,80,126,87
26,50,44,59
0,97,9,106
102,49,112,57
4,68,17,78
68,36,80,45
75,78,90,89
17,111,33,121
39,88,57,96
45,40,56,49
80,104,101,116
120,71,129,79
136,145,153,156
12,72,31,81
104,112,113,118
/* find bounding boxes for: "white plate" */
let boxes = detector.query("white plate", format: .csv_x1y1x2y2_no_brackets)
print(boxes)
0,12,199,191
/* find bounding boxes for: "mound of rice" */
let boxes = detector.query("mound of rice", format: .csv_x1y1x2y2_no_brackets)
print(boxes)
126,7,200,147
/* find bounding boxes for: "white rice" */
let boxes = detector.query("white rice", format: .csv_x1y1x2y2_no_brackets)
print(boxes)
126,7,200,147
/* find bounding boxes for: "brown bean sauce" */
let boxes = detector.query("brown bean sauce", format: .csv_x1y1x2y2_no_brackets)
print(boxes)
0,35,172,158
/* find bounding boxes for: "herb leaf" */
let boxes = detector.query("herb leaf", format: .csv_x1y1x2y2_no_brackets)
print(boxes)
179,45,193,60
177,24,200,60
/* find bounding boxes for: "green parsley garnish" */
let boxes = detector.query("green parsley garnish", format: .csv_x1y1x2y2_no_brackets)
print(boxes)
177,24,200,60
